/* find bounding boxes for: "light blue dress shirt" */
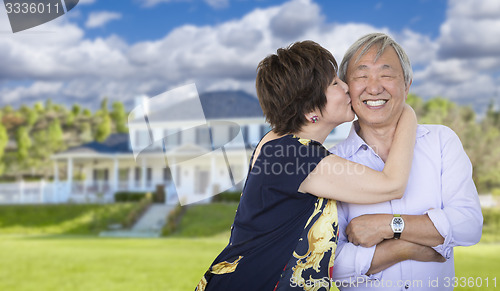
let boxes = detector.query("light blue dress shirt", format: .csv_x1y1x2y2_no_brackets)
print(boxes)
329,122,483,290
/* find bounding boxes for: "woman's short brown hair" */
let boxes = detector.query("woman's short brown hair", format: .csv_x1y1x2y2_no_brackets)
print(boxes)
256,40,338,136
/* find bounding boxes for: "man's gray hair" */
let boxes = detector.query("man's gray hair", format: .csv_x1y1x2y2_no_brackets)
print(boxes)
339,33,413,88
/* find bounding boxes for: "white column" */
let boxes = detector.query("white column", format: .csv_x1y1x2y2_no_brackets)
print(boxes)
113,157,119,192
141,158,146,190
53,161,59,202
128,166,134,190
54,161,59,182
67,158,73,201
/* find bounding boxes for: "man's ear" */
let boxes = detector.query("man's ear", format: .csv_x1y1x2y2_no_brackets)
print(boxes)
405,79,413,100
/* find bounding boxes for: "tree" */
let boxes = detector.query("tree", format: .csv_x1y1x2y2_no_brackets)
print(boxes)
15,126,32,170
110,101,128,133
94,111,112,142
83,108,92,117
100,97,109,113
0,115,7,175
72,104,81,116
20,105,38,127
34,102,44,113
79,122,93,143
47,119,65,152
45,99,54,112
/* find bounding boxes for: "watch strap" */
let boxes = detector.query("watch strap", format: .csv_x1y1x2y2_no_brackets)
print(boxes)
392,214,402,239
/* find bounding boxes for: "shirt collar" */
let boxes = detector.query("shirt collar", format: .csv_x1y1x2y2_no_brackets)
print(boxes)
334,120,430,158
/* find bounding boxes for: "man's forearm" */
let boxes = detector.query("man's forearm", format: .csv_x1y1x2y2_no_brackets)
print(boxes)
366,239,408,275
367,239,446,275
347,213,445,248
400,214,444,247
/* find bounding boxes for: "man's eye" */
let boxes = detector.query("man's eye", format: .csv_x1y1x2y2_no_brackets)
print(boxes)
355,76,367,79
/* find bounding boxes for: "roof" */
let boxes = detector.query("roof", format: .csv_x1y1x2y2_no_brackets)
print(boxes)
56,133,132,155
200,91,263,119
136,90,264,123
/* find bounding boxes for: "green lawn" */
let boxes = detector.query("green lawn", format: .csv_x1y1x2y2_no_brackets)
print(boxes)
0,235,226,291
1,203,499,290
0,202,150,235
0,235,497,291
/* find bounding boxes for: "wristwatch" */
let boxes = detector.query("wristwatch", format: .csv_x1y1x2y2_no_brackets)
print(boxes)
391,214,405,239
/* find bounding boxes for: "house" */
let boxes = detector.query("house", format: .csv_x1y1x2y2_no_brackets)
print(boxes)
24,89,351,204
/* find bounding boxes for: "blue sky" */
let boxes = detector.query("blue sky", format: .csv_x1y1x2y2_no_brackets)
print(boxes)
0,0,499,112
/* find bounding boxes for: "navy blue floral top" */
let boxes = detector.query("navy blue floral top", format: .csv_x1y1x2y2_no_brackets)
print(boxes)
196,135,339,291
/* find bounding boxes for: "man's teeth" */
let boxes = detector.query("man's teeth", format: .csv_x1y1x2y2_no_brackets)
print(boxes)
365,100,387,106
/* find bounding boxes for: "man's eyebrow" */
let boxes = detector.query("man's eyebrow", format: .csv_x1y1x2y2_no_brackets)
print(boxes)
354,64,368,71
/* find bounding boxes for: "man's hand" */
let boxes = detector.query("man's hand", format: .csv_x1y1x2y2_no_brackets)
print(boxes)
346,214,394,247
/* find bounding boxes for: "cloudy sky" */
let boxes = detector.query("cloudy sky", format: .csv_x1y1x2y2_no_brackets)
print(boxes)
1,0,499,113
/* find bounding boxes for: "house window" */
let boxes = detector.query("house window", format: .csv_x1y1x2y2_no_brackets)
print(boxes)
241,125,249,144
147,168,152,182
229,124,239,141
195,167,209,194
176,165,181,186
135,130,151,147
135,167,141,181
163,167,172,182
164,128,181,148
196,126,211,147
93,169,108,181
118,169,129,181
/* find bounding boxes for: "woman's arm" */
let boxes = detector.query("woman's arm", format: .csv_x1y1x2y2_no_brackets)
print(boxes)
299,104,417,204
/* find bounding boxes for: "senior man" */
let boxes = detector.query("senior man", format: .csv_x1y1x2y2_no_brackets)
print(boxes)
329,33,483,290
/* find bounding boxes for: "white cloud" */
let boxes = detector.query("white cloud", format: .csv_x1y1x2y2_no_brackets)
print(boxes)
2,0,500,113
85,11,122,28
0,81,63,104
438,0,500,58
0,0,391,110
140,0,228,9
141,0,181,8
205,0,229,9
448,0,500,19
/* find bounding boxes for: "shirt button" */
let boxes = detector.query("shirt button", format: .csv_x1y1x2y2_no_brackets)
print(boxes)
405,283,409,289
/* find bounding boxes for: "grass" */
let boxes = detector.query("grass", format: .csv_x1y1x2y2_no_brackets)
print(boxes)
0,235,497,291
0,235,226,291
0,203,499,290
0,202,149,235
170,202,238,237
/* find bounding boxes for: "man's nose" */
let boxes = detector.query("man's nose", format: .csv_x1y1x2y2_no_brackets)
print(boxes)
366,77,383,95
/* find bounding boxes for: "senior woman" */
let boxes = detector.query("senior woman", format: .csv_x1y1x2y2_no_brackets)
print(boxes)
196,40,417,291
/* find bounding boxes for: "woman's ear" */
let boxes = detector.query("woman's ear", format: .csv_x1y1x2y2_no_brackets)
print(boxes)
305,113,319,123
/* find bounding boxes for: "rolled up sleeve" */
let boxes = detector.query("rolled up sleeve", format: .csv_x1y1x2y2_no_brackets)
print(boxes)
425,127,483,258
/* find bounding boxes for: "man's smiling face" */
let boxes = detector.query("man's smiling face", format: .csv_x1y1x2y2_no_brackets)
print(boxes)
346,45,410,128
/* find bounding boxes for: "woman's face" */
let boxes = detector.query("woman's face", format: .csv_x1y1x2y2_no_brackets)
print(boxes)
320,76,355,126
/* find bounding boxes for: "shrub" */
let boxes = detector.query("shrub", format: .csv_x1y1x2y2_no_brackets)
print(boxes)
212,191,241,203
114,192,149,202
121,194,153,228
161,203,185,236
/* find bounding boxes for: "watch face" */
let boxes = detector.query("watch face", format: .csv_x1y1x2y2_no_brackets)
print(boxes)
392,217,404,232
